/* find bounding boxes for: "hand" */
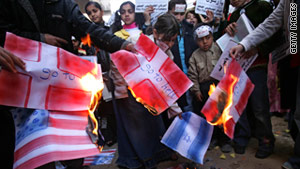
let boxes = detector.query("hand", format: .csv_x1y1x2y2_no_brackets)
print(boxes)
200,10,214,24
230,44,245,58
196,92,203,102
225,22,237,37
242,47,258,59
143,6,154,25
124,42,137,53
0,47,26,73
177,113,183,120
44,33,68,47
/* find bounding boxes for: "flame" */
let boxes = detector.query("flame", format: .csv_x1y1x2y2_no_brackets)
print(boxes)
81,73,103,135
208,83,216,96
81,34,92,47
128,87,159,115
208,75,238,130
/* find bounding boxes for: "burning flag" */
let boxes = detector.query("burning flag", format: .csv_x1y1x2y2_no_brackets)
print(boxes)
201,60,254,138
161,111,213,164
111,34,193,115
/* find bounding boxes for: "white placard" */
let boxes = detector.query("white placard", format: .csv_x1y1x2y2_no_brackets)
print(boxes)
135,0,168,13
210,40,257,80
195,0,225,18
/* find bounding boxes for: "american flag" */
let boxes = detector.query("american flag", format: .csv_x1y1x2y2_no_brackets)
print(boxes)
83,149,116,166
12,108,99,169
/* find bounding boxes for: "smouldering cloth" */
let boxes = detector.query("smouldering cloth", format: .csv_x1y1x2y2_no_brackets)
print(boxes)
194,25,213,39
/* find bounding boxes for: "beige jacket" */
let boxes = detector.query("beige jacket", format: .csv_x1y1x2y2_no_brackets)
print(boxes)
188,42,222,95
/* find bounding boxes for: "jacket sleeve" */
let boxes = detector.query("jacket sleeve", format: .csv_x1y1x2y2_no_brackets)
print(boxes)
65,0,126,53
240,0,284,51
187,53,201,96
0,0,41,42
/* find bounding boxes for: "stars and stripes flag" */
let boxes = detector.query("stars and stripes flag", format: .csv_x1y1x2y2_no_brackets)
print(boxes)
12,108,99,169
201,59,254,138
161,111,213,164
83,149,116,166
111,34,193,115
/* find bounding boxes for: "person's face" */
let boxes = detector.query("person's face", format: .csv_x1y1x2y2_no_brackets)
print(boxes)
169,7,186,23
230,0,248,7
120,4,135,25
86,4,104,24
153,29,178,51
196,33,213,52
186,12,198,26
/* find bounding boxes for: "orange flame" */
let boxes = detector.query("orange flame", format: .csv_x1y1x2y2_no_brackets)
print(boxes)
208,75,238,129
81,34,92,47
128,87,159,115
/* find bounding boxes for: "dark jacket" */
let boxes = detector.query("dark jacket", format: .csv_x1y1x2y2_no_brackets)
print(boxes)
170,19,198,109
0,0,125,53
171,19,198,71
228,0,281,69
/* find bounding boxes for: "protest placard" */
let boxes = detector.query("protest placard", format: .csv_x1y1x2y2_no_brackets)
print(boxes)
135,0,168,13
195,0,225,18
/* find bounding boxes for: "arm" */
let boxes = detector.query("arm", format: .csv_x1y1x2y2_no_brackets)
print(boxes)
65,0,128,53
239,0,284,51
187,54,201,98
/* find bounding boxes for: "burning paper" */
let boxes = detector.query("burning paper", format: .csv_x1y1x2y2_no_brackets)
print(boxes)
111,34,193,115
201,60,254,138
1,32,104,111
161,111,213,164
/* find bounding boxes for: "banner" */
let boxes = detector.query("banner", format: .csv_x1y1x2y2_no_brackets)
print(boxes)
195,0,225,18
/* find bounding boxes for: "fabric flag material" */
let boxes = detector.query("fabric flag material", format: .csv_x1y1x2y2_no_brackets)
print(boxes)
111,34,193,114
12,108,99,169
83,149,116,166
201,60,254,138
1,32,103,111
161,111,213,164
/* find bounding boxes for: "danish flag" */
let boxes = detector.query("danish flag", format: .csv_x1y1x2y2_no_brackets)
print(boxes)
111,34,193,114
1,32,102,111
201,60,254,138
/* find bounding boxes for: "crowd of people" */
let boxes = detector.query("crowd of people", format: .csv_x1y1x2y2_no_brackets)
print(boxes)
0,0,299,169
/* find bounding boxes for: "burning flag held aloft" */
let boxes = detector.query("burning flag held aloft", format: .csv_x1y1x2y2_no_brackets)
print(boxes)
111,34,193,115
201,60,254,139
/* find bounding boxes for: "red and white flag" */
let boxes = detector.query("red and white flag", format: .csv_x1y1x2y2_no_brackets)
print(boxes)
2,32,103,111
111,34,193,114
201,60,254,138
12,109,99,169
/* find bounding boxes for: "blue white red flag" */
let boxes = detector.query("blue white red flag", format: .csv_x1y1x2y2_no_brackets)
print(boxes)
161,111,213,164
12,109,99,169
83,149,116,166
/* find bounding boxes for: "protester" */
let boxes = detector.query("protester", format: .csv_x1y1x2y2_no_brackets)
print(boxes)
230,0,299,166
0,0,136,168
110,2,179,168
185,9,201,27
224,0,278,159
187,23,232,153
85,1,118,147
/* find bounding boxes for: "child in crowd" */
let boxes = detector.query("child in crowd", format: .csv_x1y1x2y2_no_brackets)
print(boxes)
225,0,278,159
110,2,180,168
188,23,232,153
185,9,200,27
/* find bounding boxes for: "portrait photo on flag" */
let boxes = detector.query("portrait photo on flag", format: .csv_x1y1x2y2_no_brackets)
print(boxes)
201,60,254,138
111,34,193,115
161,111,213,164
1,32,103,112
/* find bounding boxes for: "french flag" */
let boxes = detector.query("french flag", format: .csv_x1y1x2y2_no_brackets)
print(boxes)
12,109,99,169
161,111,213,164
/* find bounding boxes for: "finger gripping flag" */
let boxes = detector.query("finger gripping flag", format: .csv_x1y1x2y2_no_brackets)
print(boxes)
201,60,254,139
111,34,193,114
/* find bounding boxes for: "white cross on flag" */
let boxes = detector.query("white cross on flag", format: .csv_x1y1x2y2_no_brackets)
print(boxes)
111,34,193,114
1,32,103,111
201,60,254,138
